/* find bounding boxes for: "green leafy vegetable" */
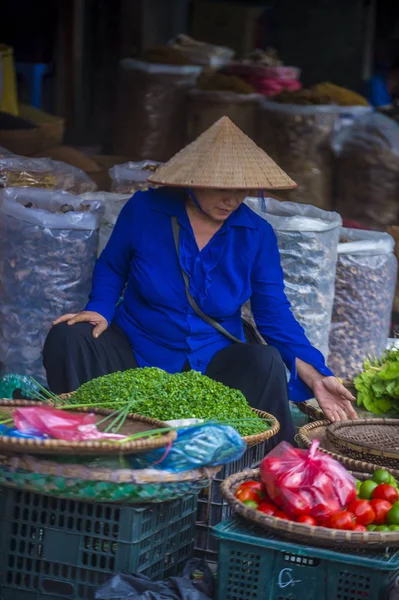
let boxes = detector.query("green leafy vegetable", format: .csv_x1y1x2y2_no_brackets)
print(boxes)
355,349,399,415
70,368,268,436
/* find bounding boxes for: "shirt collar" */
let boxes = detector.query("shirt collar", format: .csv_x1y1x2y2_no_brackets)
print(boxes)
148,187,260,229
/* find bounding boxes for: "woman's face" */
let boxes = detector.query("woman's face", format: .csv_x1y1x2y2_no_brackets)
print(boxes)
193,188,247,222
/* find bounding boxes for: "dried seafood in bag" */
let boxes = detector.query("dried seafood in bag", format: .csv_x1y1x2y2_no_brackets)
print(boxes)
109,161,162,194
0,188,103,385
245,197,341,358
80,192,131,255
328,229,397,380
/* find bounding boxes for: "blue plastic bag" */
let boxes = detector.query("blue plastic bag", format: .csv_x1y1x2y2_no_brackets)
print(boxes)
128,424,246,472
0,424,47,440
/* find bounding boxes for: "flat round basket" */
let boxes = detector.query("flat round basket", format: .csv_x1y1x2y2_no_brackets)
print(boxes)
60,394,280,449
221,468,399,549
327,419,399,469
0,400,176,456
298,420,399,479
242,409,280,447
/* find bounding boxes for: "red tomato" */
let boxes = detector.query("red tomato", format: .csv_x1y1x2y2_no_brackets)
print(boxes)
274,510,290,521
312,498,341,522
257,502,276,516
296,515,317,526
235,488,261,504
347,499,376,526
326,511,355,531
236,481,264,492
372,484,399,504
370,499,393,525
285,491,313,518
353,524,367,532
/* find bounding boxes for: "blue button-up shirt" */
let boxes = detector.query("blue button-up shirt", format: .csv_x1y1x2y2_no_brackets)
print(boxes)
86,187,333,402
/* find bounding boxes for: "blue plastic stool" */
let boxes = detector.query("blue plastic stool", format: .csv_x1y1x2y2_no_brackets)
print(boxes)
15,62,50,109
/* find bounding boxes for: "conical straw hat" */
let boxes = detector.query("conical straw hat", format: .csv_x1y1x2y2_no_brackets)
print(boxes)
148,116,296,190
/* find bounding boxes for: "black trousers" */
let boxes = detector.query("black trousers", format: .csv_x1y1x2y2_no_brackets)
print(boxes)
43,322,294,443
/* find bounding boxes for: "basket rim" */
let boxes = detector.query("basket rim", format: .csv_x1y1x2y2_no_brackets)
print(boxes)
243,408,280,446
0,399,177,455
298,420,399,478
221,467,399,548
327,418,399,460
0,451,221,483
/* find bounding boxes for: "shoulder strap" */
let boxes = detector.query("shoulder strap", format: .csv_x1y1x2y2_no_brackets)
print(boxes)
171,216,243,344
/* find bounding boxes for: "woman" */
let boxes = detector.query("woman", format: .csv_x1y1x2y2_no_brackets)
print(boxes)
44,117,357,442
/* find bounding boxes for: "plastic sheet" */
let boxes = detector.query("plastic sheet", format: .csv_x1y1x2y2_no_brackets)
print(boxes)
109,161,162,194
95,559,213,600
129,424,246,472
246,197,341,358
0,188,103,384
0,156,97,194
260,440,356,521
0,374,41,399
333,113,399,229
328,228,397,380
80,192,131,255
113,59,201,161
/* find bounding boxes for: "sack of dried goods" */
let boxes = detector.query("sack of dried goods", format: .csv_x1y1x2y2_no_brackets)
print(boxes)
245,197,341,358
328,228,397,380
80,192,131,255
109,161,162,194
0,188,103,384
333,112,399,229
113,59,201,161
0,156,97,194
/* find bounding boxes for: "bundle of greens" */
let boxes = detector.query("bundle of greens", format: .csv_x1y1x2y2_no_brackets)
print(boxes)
355,349,399,415
69,368,268,436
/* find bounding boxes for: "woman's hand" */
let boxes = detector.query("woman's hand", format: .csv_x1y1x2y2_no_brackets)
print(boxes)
52,311,108,339
312,376,358,422
296,358,357,422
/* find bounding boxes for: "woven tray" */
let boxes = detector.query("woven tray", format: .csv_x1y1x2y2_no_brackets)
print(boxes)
59,393,280,449
298,420,399,479
0,400,176,455
221,468,399,549
327,419,399,469
0,460,219,503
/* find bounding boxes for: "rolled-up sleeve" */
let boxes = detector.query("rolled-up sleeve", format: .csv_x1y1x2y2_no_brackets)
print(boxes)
85,196,135,324
250,223,333,402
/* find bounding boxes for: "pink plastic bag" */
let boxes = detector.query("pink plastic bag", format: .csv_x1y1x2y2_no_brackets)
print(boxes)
14,407,124,441
260,440,356,521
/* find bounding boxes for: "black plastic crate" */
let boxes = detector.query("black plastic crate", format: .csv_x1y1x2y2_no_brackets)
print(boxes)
0,488,197,600
195,439,270,562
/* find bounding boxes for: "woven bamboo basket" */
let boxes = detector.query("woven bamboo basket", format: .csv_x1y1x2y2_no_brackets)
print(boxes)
0,451,220,503
221,467,399,548
298,420,399,479
327,418,399,469
59,392,280,448
0,399,176,456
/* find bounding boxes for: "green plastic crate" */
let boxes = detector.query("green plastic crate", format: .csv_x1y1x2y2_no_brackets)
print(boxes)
213,519,399,600
0,488,197,600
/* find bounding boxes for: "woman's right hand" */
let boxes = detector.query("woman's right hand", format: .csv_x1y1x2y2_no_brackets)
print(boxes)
53,311,108,339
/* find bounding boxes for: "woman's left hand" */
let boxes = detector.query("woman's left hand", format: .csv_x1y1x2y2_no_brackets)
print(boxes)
313,376,358,422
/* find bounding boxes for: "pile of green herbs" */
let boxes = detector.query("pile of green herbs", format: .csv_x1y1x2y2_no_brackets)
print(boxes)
355,348,399,414
65,368,269,436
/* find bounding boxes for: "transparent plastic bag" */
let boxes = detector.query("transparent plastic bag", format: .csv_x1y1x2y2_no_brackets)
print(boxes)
0,374,41,399
332,112,399,228
246,197,341,358
328,228,397,379
259,100,370,210
260,440,356,521
128,424,246,472
113,59,201,161
0,156,97,194
0,188,103,384
109,161,162,194
80,192,131,255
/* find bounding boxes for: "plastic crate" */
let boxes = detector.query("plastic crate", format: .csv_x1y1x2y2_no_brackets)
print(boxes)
0,487,197,600
195,439,270,562
213,519,399,600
